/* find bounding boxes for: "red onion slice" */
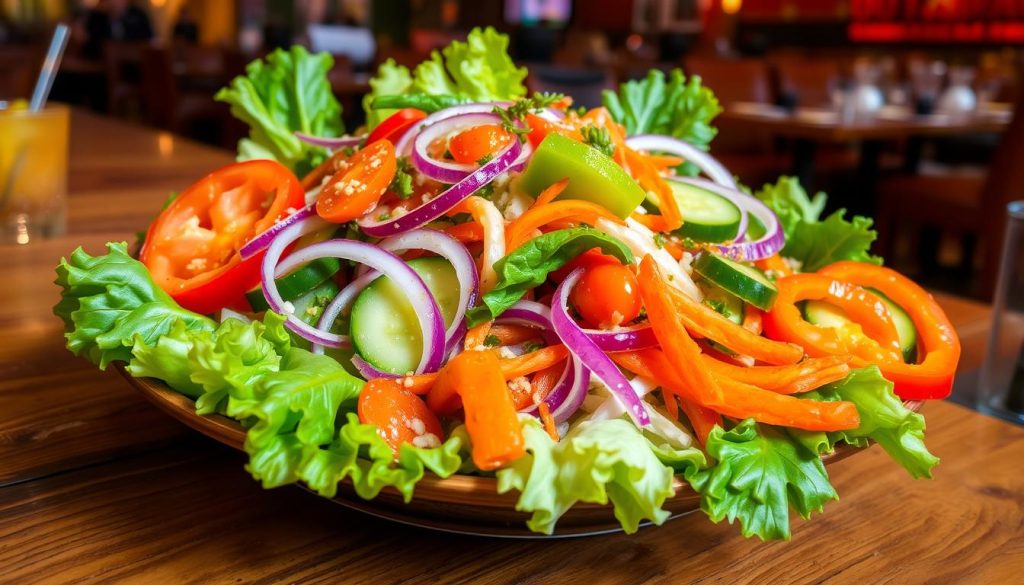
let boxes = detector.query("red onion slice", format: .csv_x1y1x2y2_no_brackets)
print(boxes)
295,132,364,149
356,135,522,238
349,229,479,346
240,203,318,261
552,270,650,427
672,177,784,261
583,323,659,352
412,112,509,183
625,134,737,190
394,103,500,157
496,301,590,424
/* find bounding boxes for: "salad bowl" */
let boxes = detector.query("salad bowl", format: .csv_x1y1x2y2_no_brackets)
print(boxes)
121,366,922,537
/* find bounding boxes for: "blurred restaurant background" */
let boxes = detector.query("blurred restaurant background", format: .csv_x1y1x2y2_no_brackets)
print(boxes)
2,0,1023,301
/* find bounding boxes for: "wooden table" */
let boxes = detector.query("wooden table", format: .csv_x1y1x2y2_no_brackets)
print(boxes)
2,110,1023,583
717,106,1011,212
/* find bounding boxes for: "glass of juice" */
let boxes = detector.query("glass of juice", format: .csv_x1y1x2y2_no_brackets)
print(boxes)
0,102,69,244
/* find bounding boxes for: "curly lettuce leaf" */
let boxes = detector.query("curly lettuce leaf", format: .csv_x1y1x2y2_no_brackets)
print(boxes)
294,413,469,501
792,367,939,479
53,242,215,369
686,419,837,541
466,227,634,325
496,418,705,535
754,177,883,271
363,27,527,129
602,69,721,175
216,45,343,176
128,313,290,414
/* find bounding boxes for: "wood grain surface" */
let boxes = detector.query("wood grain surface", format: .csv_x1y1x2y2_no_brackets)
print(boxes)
1,109,1022,583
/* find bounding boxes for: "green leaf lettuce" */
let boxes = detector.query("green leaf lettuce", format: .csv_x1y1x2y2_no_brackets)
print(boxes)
216,45,343,176
54,242,215,369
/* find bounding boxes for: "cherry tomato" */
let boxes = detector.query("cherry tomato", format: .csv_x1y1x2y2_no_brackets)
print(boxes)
316,140,397,223
367,108,427,145
523,114,583,149
448,124,514,164
140,160,304,314
358,378,445,456
570,263,642,329
550,248,622,282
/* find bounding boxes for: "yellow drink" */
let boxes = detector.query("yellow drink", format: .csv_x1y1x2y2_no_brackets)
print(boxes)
0,104,69,244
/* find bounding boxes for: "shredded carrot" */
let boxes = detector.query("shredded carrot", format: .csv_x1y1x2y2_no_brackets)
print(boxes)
742,306,764,335
663,239,685,261
646,154,685,169
531,362,565,401
623,146,682,231
700,354,851,392
774,364,852,395
506,200,624,251
531,178,570,209
538,403,559,441
438,351,525,470
424,345,569,410
490,323,543,345
444,222,484,244
464,321,493,351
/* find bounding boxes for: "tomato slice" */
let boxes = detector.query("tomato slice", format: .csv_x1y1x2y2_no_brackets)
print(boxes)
139,160,304,315
448,124,514,164
316,140,397,223
367,108,427,145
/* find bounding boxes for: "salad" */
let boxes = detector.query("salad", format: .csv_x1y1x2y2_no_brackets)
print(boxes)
55,28,959,540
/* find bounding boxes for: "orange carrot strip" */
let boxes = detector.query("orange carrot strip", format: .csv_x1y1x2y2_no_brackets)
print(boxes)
490,324,543,345
464,321,493,351
538,403,559,441
439,351,525,470
444,221,484,244
700,354,851,391
424,345,569,411
531,178,570,209
660,269,804,365
506,200,624,251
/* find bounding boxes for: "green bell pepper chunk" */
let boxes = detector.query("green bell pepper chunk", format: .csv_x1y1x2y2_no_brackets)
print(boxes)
518,133,646,219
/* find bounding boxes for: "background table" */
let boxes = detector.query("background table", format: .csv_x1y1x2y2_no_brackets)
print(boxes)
2,110,1023,583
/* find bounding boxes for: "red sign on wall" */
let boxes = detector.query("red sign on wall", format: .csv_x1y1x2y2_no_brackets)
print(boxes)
849,0,1024,42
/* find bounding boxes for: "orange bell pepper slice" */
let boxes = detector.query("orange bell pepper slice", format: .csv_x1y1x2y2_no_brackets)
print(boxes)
763,273,904,364
818,261,961,400
433,351,525,470
505,199,624,251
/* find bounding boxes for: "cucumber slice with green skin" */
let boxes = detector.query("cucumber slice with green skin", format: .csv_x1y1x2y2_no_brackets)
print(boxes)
350,257,460,375
662,180,742,243
246,257,342,311
803,290,918,363
694,252,778,311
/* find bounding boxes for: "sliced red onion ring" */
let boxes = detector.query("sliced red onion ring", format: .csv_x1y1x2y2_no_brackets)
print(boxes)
552,270,650,427
625,134,737,190
350,355,400,380
394,103,500,157
357,134,522,238
351,229,479,346
584,323,658,352
295,132,364,149
412,112,509,183
672,177,784,261
263,229,446,373
240,203,317,261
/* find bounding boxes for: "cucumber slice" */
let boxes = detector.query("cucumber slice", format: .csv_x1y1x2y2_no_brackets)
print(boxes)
694,252,778,310
292,279,342,327
246,256,342,311
701,284,744,356
349,257,460,375
803,290,918,363
665,180,742,243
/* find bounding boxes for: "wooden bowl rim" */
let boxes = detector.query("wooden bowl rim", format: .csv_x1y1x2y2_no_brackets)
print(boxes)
119,364,923,501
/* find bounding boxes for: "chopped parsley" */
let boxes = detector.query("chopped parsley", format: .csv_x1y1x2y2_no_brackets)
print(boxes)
522,341,544,354
477,152,494,165
581,124,614,157
653,233,667,249
494,92,565,142
483,334,502,347
377,211,391,221
388,157,414,199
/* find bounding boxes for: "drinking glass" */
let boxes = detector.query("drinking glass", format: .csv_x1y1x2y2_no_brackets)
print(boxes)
977,201,1024,424
0,103,69,244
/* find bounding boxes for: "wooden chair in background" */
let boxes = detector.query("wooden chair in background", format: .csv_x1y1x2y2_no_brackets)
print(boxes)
875,79,1024,299
103,41,150,118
